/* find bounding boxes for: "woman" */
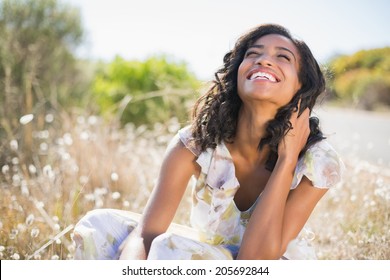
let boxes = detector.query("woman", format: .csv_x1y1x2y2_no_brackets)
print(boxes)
73,24,344,260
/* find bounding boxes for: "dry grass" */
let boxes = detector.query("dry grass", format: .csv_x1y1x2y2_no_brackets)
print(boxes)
0,111,389,260
308,157,390,259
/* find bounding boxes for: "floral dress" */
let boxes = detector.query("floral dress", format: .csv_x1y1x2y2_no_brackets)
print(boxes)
73,126,344,260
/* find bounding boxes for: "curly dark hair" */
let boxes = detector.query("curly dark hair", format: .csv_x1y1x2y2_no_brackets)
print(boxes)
191,23,326,171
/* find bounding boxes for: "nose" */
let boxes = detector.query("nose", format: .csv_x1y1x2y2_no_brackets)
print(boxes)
255,53,273,66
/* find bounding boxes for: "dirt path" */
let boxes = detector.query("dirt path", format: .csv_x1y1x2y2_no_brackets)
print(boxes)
314,106,390,168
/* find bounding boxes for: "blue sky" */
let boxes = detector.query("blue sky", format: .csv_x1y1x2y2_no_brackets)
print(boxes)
66,0,390,80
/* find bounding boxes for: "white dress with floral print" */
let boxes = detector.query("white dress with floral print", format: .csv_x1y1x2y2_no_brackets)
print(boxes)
73,126,344,260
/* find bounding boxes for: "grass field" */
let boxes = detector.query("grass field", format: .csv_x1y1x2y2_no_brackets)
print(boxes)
0,111,389,260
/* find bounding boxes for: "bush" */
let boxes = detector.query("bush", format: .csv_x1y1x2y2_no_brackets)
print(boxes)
92,56,200,126
328,48,390,110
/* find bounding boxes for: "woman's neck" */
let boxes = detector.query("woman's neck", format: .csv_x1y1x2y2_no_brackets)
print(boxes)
230,104,277,164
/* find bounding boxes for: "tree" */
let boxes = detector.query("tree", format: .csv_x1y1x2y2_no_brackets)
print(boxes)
0,0,86,160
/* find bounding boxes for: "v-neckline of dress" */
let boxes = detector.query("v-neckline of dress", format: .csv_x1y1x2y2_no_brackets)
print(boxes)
219,140,262,215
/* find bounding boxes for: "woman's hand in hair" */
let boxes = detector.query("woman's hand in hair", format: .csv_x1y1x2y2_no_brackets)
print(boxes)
278,101,310,164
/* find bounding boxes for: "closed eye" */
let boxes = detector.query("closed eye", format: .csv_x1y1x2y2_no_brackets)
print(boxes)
245,51,260,58
278,54,291,61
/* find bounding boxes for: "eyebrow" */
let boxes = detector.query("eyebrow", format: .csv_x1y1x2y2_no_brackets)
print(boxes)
247,44,297,61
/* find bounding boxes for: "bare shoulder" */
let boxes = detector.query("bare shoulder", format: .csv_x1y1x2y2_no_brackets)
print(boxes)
162,133,201,178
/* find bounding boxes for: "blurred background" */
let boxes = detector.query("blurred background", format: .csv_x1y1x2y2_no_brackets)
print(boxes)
0,0,389,260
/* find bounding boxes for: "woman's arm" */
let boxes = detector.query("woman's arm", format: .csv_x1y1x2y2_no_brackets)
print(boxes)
119,134,198,259
237,107,328,260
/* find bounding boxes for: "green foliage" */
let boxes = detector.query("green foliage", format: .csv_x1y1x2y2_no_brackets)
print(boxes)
92,56,200,126
328,48,390,110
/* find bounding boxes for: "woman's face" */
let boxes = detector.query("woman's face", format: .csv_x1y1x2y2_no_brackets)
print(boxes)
237,34,301,108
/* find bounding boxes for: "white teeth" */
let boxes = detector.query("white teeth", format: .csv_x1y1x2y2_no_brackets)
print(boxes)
249,71,276,82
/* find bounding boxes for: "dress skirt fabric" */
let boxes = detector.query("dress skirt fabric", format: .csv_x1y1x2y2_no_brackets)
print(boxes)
73,209,316,260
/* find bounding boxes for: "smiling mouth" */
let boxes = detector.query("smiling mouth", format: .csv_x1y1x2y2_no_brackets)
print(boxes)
248,71,280,82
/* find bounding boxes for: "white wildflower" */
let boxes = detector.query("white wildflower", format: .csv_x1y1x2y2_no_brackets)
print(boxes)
11,157,19,165
35,201,45,208
28,164,37,174
10,140,18,151
110,172,119,182
21,181,29,196
25,214,35,226
17,223,26,233
19,114,34,125
84,193,95,201
31,228,40,238
111,192,121,200
12,174,21,186
2,165,9,174
63,133,73,146
45,113,54,123
39,142,48,152
80,131,89,140
88,115,98,125
79,175,89,185
43,165,54,179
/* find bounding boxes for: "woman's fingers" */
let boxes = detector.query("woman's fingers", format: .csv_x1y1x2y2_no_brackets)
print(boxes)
290,100,309,129
295,108,310,136
279,105,310,159
296,98,302,113
291,98,301,120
